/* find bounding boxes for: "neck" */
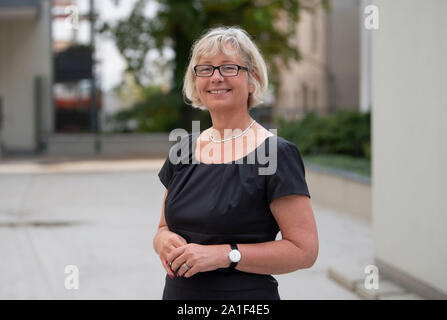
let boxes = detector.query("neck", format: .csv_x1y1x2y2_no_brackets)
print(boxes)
209,109,254,140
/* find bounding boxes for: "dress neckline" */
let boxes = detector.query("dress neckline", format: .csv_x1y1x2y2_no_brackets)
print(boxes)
192,134,274,165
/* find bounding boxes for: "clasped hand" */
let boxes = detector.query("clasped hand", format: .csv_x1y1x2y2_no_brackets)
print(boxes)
166,243,229,278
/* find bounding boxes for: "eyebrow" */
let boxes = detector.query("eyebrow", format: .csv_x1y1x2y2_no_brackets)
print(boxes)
199,60,237,64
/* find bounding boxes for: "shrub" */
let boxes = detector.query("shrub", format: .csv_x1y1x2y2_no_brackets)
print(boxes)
107,86,182,133
276,110,371,160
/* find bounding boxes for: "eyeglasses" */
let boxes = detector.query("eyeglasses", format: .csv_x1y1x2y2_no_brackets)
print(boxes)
193,64,249,77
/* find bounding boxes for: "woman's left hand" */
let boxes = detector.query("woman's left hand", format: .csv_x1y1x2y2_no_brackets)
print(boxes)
167,243,230,278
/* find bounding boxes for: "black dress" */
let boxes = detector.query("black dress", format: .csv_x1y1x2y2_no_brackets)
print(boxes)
157,133,310,300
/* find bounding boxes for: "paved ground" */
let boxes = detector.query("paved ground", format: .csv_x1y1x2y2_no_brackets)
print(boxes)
0,157,375,300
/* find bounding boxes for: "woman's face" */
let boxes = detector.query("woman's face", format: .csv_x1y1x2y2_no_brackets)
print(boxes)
195,49,252,111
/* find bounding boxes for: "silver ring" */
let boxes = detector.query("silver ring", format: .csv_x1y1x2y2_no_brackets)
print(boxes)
184,263,191,270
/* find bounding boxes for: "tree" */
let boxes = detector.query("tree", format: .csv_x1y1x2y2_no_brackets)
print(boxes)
101,0,331,130
99,0,153,87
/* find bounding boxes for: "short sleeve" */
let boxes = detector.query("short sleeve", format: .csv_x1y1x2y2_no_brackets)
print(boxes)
266,142,310,204
158,133,192,189
158,156,175,189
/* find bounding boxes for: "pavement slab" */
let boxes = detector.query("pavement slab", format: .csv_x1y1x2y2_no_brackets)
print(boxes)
0,157,379,299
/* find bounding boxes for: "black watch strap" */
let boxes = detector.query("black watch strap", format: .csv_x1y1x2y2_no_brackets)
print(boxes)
229,244,239,269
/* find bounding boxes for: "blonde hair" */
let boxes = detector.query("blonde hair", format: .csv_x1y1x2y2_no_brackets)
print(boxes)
183,26,268,110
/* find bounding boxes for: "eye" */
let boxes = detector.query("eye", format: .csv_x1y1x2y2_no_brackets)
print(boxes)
199,66,212,72
222,65,237,72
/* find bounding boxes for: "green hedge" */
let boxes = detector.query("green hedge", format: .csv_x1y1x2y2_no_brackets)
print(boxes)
106,86,182,133
275,110,371,160
106,85,213,133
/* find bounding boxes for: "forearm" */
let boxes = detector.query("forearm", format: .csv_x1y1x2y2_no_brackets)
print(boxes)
220,240,316,275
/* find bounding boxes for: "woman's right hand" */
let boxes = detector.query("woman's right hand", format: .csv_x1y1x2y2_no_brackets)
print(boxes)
155,228,188,277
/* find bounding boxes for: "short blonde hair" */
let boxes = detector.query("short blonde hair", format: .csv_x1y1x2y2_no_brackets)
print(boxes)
183,26,268,110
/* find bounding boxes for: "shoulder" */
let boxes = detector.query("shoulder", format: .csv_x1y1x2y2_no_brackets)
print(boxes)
267,135,300,154
174,132,196,149
165,132,195,165
265,135,305,171
275,135,295,147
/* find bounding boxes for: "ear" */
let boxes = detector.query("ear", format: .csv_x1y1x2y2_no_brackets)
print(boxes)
249,71,259,94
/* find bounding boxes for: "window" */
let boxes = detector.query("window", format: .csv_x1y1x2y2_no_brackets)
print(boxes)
302,84,309,111
311,10,318,53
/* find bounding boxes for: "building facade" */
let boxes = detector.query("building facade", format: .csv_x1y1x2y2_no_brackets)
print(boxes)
275,0,361,119
0,0,53,155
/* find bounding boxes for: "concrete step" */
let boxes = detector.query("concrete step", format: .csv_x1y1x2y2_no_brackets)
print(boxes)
355,280,407,300
327,266,364,291
328,266,425,300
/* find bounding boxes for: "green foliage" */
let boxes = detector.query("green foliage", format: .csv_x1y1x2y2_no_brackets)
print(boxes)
303,154,371,178
141,0,310,90
101,0,329,130
99,0,152,86
106,86,182,132
276,110,371,160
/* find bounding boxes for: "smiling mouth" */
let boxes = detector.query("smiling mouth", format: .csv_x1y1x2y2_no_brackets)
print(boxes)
208,89,231,94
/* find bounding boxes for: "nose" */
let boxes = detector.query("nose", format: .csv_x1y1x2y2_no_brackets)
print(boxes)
210,68,224,82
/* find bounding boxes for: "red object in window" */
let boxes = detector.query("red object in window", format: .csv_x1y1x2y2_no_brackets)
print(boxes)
55,95,102,110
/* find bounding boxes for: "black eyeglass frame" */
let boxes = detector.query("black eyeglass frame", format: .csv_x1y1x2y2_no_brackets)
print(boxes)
193,64,249,77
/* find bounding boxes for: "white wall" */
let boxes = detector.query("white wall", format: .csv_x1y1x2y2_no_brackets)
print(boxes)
371,0,447,297
0,0,53,153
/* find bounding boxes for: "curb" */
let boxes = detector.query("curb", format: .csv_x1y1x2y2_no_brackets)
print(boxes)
327,266,424,300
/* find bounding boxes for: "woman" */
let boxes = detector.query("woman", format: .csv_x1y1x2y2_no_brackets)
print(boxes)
153,26,318,300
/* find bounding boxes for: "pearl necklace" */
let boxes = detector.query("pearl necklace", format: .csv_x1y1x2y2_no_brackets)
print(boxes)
209,120,256,143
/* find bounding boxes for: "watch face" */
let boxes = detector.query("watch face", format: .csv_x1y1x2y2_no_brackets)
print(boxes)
229,249,241,263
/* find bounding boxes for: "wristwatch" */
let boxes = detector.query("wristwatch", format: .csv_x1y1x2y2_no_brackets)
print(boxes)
228,244,241,269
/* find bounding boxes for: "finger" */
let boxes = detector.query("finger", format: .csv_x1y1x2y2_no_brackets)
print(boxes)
161,243,177,258
167,246,186,271
165,243,177,257
161,258,174,278
183,264,198,278
176,263,186,277
178,234,188,245
172,255,187,275
165,264,174,278
164,259,175,274
171,235,188,248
